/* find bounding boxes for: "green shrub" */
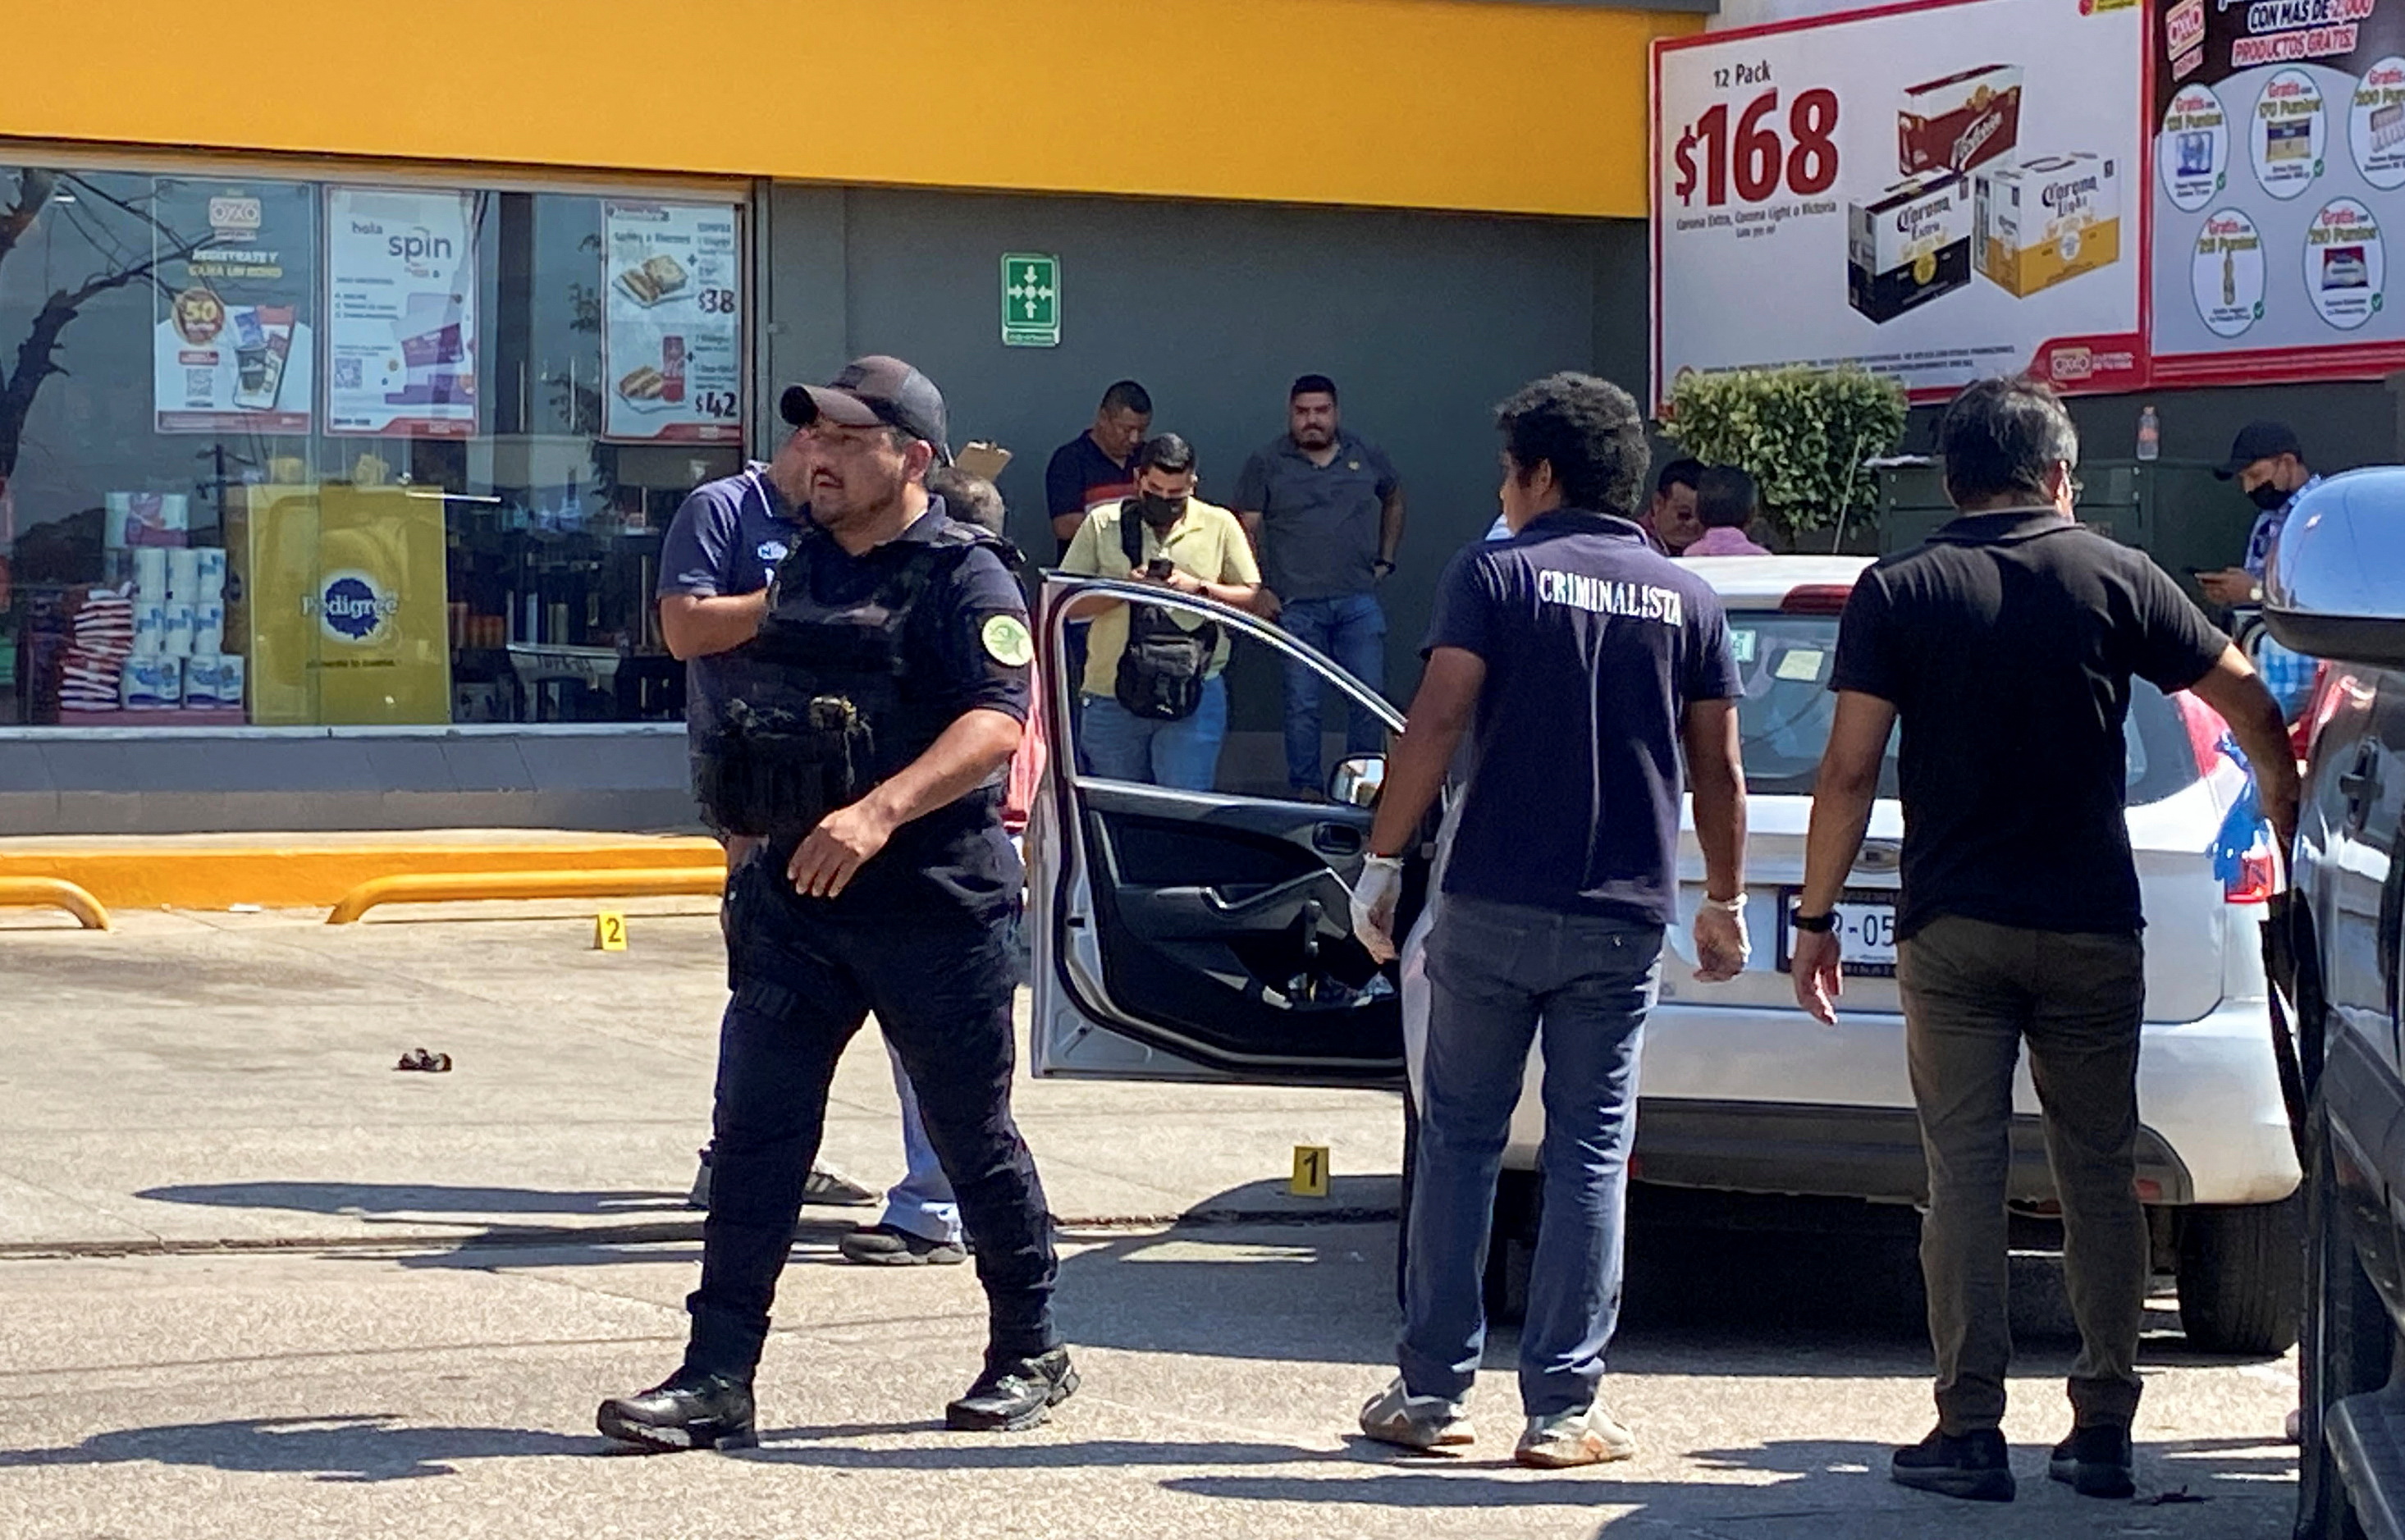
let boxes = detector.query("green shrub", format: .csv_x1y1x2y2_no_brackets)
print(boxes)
1662,366,1908,545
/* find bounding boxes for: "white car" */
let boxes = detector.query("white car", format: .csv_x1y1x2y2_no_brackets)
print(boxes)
1027,555,2302,1354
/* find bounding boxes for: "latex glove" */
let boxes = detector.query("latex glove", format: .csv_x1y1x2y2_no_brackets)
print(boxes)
1349,855,1404,964
1693,905,1750,983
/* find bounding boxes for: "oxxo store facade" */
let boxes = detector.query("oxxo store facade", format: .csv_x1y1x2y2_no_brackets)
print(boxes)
0,0,1698,835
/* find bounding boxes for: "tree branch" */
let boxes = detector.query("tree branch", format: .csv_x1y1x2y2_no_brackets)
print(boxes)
0,169,58,278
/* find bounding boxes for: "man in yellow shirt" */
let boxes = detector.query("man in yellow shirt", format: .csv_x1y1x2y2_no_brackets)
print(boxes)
1060,434,1261,788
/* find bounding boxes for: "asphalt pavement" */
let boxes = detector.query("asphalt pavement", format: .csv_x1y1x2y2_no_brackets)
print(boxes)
0,903,2300,1538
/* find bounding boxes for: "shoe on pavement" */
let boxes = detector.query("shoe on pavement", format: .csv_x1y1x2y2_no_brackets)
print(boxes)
1358,1377,1475,1453
802,1165,877,1207
1516,1401,1638,1469
1891,1427,2015,1502
2048,1424,2136,1499
945,1346,1080,1432
686,1147,712,1210
839,1223,967,1266
597,1369,757,1452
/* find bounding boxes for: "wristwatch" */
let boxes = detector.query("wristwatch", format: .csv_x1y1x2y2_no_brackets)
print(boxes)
1790,910,1837,934
1699,893,1745,916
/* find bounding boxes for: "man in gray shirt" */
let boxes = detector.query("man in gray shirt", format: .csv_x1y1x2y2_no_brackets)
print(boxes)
656,428,965,1264
1235,374,1405,797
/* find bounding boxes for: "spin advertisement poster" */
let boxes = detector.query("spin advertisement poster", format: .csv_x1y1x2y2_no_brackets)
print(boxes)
601,200,744,444
1653,0,2147,404
2149,0,2405,380
151,179,316,435
324,187,479,437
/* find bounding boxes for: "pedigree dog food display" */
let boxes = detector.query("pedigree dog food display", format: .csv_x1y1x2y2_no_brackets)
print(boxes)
1899,64,2025,176
1974,153,2122,298
1848,174,1972,324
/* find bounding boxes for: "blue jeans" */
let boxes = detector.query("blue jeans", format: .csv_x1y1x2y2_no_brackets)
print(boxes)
1080,674,1228,790
1401,894,1663,1416
880,1040,960,1244
1278,593,1387,793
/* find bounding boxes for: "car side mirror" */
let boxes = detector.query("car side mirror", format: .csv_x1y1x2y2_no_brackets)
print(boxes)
2265,468,2405,667
1328,755,1386,809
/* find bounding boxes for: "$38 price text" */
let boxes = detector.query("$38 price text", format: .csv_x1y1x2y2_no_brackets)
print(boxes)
1671,87,1841,208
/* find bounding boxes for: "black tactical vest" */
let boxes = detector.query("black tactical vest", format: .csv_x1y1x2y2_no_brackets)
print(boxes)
696,518,1017,839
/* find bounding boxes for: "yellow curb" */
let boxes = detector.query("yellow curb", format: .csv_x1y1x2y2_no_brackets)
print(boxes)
0,834,725,911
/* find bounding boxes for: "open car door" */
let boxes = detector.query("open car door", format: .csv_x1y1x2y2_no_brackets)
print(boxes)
1028,574,1407,1086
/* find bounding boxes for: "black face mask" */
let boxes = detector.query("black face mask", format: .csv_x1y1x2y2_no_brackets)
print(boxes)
1136,492,1187,528
2246,480,2290,512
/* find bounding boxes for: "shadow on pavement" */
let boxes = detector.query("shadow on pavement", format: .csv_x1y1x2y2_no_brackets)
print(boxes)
0,1415,597,1482
1162,1433,2295,1528
136,1182,690,1217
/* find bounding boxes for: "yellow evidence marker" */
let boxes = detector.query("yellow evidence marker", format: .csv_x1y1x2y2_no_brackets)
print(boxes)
1290,1144,1332,1198
595,912,629,952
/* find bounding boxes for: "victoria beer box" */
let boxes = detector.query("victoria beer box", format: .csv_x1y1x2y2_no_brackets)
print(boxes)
1898,64,2023,176
1974,153,2122,298
1848,173,1971,325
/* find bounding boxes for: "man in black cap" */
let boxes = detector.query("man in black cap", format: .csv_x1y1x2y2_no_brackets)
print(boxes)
2199,420,2323,717
2198,420,2317,608
599,355,1075,1448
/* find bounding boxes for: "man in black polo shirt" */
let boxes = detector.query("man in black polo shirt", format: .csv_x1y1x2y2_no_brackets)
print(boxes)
1790,377,2298,1504
1350,372,1748,1469
1236,374,1405,797
1044,379,1151,558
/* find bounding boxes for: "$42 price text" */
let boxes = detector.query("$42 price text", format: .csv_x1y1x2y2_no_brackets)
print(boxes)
1672,87,1840,208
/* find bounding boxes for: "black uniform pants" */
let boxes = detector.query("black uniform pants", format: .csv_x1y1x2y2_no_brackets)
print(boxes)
683,857,1058,1378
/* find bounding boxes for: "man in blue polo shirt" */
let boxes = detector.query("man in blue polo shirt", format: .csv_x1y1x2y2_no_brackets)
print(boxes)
658,429,965,1267
1350,372,1749,1469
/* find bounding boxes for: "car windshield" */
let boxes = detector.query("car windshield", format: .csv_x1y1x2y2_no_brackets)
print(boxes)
1726,612,2200,805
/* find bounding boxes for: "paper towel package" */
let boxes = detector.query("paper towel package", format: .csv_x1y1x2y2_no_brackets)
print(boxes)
162,604,194,659
167,547,201,601
194,547,226,599
107,493,190,549
121,655,181,708
131,604,165,658
193,601,225,657
183,655,226,706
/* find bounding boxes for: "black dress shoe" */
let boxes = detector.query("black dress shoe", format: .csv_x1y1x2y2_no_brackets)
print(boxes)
597,1370,758,1451
1891,1427,2015,1501
2048,1423,2135,1498
944,1346,1080,1432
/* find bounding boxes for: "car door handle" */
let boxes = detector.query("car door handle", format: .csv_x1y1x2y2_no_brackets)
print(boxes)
2340,744,2382,830
1312,823,1365,858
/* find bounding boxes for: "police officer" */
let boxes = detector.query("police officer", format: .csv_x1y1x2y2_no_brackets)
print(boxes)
599,357,1073,1447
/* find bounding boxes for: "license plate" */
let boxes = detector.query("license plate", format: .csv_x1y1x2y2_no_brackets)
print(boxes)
1776,887,1898,978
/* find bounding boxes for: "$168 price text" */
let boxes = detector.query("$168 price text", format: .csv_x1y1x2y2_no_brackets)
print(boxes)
1671,88,1841,208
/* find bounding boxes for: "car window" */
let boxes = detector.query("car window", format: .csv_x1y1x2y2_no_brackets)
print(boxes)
1725,612,2198,804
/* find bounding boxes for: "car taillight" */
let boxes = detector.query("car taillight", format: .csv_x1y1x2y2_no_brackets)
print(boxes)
1779,584,1853,615
2224,849,2277,904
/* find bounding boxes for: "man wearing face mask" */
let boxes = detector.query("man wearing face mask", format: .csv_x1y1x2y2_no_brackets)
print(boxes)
1059,433,1261,789
2197,420,2324,720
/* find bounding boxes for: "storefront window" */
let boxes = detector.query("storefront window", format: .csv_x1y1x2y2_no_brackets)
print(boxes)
0,159,748,728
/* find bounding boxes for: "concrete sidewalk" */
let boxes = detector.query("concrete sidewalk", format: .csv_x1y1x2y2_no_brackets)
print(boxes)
0,903,1402,1254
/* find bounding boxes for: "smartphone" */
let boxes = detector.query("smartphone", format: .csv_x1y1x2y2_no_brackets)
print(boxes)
1145,556,1174,579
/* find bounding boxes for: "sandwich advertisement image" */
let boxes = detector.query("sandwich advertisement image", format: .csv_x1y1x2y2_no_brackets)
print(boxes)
2149,0,2405,381
150,179,315,435
600,200,743,444
323,187,479,437
1653,0,2146,404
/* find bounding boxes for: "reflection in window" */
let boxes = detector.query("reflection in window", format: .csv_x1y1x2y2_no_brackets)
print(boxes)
0,163,743,728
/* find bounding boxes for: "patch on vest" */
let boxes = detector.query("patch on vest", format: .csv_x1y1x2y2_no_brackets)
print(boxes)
981,614,1035,668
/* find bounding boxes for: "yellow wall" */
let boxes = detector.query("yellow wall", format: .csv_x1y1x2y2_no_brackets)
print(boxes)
11,0,1691,218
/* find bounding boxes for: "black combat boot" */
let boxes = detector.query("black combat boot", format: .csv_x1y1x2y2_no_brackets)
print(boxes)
1891,1426,2015,1501
2048,1423,2136,1498
944,1346,1079,1432
597,1369,758,1451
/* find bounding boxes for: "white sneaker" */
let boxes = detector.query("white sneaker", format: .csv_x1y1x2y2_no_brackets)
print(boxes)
1516,1401,1638,1469
1357,1377,1475,1452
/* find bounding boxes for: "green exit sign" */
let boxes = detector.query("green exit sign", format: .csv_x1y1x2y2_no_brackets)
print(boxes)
1002,254,1060,347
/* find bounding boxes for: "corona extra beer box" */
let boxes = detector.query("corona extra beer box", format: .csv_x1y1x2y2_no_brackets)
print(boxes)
1974,153,2122,298
1848,173,1971,325
1898,64,2023,176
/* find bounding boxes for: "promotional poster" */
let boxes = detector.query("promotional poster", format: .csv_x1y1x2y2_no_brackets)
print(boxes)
600,200,743,444
150,179,315,435
324,187,479,437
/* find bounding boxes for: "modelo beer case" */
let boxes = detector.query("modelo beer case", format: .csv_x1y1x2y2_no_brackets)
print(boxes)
1848,174,1971,325
1898,64,2024,176
1974,153,2122,298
